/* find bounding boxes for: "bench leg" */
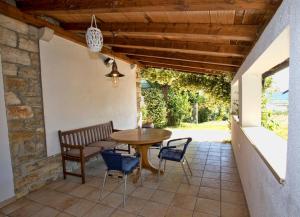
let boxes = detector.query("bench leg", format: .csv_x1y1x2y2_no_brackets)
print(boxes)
62,155,66,179
127,144,130,154
81,157,86,184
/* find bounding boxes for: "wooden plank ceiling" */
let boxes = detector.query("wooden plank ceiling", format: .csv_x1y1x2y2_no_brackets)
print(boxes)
15,0,282,75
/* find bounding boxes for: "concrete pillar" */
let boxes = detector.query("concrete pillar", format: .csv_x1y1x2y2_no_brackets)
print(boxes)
239,73,262,127
287,0,300,215
231,81,239,116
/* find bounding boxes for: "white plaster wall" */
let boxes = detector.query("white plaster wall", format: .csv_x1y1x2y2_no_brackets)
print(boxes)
0,55,15,202
231,0,300,216
232,120,288,217
286,0,300,215
238,74,262,127
39,35,137,156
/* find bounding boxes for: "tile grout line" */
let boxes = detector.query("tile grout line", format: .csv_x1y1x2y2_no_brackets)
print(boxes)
192,142,211,216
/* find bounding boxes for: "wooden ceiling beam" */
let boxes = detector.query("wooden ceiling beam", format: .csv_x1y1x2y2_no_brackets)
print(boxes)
73,30,233,44
114,48,243,67
0,1,140,66
140,62,223,75
106,38,249,57
16,0,282,14
62,23,259,42
129,56,237,73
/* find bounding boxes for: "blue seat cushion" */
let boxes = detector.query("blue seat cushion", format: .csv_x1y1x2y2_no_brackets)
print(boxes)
122,156,139,174
151,142,162,148
159,149,183,162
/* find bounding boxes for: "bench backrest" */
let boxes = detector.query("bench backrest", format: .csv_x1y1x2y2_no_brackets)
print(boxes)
58,121,114,147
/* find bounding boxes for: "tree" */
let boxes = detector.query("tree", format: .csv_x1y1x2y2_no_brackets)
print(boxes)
167,88,192,126
142,88,167,128
142,68,232,105
141,67,232,126
188,91,200,123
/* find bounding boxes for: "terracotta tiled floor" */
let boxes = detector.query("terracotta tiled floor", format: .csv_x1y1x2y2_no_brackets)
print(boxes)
0,142,249,217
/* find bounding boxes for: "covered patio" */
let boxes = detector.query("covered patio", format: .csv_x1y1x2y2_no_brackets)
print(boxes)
0,0,300,217
1,141,243,217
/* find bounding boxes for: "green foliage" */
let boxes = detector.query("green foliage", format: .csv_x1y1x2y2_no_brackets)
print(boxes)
187,91,199,104
142,88,167,128
141,67,231,127
142,68,232,105
197,94,229,123
167,89,192,126
198,107,210,123
261,77,279,130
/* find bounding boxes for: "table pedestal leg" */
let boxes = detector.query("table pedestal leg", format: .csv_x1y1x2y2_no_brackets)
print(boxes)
134,145,164,174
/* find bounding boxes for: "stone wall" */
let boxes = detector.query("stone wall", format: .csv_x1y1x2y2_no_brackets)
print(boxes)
0,14,61,198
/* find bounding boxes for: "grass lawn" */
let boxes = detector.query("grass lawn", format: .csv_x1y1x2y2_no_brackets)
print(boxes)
168,121,230,131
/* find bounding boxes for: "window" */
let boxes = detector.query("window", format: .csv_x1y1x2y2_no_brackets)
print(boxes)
262,60,289,140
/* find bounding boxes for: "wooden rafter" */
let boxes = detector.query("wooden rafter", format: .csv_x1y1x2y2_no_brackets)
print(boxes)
130,55,237,73
0,1,140,66
140,62,225,75
16,0,282,14
107,38,249,57
262,59,289,79
62,23,259,42
114,48,243,67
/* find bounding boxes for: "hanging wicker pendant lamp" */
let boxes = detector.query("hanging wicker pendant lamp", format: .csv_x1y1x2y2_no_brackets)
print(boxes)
86,15,103,52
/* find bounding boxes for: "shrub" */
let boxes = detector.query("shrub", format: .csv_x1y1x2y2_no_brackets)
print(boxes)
167,89,192,126
198,107,210,123
197,95,229,123
261,77,279,130
142,88,167,128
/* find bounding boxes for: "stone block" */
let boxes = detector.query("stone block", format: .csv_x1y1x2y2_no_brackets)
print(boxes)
28,26,39,40
7,105,34,120
0,14,28,35
18,67,38,79
5,91,21,105
30,53,40,67
23,141,36,153
23,96,42,106
24,119,44,130
15,173,39,191
35,142,45,153
2,62,17,75
9,131,36,144
5,77,27,92
8,120,25,131
0,45,31,65
38,27,54,41
0,26,17,47
18,37,39,53
10,142,21,159
23,79,42,97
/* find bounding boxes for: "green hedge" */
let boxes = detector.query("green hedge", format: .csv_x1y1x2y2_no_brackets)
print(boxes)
142,88,167,128
167,89,191,126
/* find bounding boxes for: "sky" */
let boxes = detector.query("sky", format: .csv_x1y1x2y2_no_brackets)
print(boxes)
272,67,289,92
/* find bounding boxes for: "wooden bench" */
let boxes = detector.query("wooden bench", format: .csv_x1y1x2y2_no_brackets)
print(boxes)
58,121,130,183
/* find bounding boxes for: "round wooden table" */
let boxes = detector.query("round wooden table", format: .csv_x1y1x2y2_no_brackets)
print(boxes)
110,128,172,174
